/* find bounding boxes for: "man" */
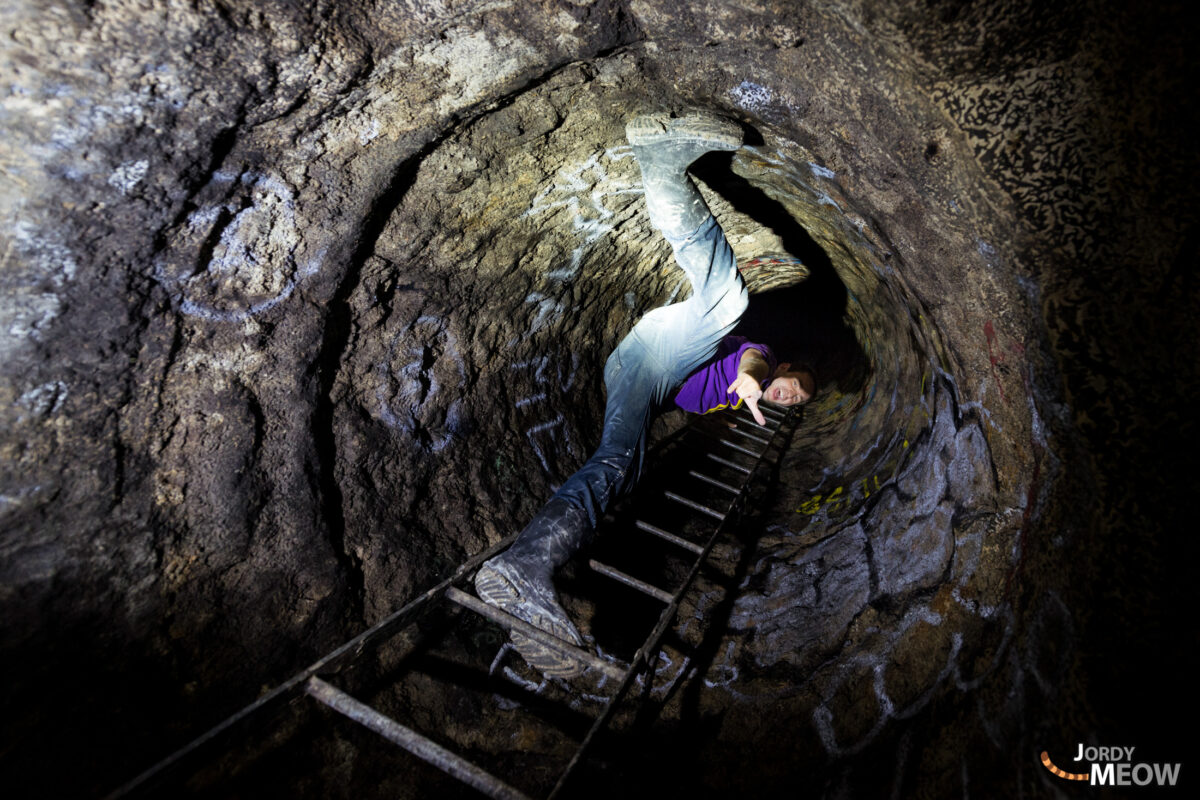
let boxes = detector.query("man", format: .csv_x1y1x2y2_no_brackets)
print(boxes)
476,111,815,678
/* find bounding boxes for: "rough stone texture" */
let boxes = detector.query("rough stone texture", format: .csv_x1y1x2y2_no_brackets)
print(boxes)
729,520,870,671
1,0,1196,798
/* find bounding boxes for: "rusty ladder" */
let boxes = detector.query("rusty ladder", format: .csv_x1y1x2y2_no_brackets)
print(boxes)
106,402,796,799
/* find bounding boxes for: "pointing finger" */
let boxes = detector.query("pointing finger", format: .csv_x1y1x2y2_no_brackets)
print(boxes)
745,393,766,425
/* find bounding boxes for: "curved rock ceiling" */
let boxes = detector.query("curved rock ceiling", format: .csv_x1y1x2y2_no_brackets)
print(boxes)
1,1,1195,798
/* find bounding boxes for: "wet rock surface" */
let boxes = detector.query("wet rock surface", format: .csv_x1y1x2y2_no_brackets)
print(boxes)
2,0,1196,797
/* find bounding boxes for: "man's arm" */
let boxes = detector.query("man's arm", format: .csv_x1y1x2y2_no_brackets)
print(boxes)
727,347,769,424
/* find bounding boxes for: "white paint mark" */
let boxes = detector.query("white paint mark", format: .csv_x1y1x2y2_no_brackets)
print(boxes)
561,351,579,392
510,353,581,474
522,148,641,284
523,414,565,473
514,393,546,408
526,417,565,436
809,162,836,179
524,292,565,335
155,171,324,323
358,118,381,146
702,639,740,688
4,292,61,341
510,356,549,379
730,80,774,111
0,484,45,514
16,380,68,420
523,414,565,474
376,315,466,452
649,652,689,698
108,159,148,194
488,642,512,675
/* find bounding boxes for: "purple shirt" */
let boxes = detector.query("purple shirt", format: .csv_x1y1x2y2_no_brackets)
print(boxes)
674,336,777,414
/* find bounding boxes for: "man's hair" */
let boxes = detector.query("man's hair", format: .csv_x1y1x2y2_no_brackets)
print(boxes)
786,363,817,399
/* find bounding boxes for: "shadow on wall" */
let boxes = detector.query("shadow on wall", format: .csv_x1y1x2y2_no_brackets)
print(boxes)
692,152,870,396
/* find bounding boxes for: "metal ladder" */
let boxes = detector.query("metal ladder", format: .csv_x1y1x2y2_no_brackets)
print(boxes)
107,402,795,799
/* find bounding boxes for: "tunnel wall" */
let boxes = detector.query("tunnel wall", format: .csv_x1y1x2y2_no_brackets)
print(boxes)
1,0,1195,797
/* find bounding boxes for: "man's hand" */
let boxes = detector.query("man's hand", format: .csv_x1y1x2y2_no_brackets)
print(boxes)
728,371,766,425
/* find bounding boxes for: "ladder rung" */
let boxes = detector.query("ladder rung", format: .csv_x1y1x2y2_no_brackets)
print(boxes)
445,587,627,680
305,677,531,800
633,520,705,554
705,453,752,474
664,490,725,520
727,425,770,445
685,426,767,459
587,559,674,603
724,410,774,431
717,438,763,457
687,470,739,493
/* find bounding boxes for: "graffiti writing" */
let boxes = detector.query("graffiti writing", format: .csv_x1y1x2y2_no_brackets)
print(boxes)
510,353,579,480
154,170,324,323
376,315,466,452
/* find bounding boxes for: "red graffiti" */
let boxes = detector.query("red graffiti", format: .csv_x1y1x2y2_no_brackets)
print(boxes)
984,320,1008,403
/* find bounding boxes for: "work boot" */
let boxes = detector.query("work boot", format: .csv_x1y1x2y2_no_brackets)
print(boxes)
475,498,593,679
625,111,743,238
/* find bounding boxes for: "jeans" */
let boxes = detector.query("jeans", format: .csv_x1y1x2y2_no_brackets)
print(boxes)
505,212,748,566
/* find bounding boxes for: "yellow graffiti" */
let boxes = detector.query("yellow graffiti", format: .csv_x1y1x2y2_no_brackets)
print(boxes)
793,483,851,515
794,472,890,516
797,495,824,515
795,421,924,516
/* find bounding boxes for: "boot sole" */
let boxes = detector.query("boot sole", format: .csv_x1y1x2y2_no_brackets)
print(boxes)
625,111,743,150
474,562,588,679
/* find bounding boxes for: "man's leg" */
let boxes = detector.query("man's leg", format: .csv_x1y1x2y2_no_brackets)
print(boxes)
476,112,746,679
473,338,659,679
476,337,731,681
543,111,750,514
626,112,750,382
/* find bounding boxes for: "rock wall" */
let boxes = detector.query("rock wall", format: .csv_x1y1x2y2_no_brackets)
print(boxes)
1,0,1195,797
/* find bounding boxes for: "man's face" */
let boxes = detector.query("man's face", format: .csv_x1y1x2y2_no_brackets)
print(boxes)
763,369,814,406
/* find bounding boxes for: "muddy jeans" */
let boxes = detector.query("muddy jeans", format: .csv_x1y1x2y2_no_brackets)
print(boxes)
503,213,748,568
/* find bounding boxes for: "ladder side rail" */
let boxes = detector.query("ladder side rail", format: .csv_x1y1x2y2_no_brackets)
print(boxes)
548,409,794,799
105,535,517,799
112,403,796,800
305,677,532,800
